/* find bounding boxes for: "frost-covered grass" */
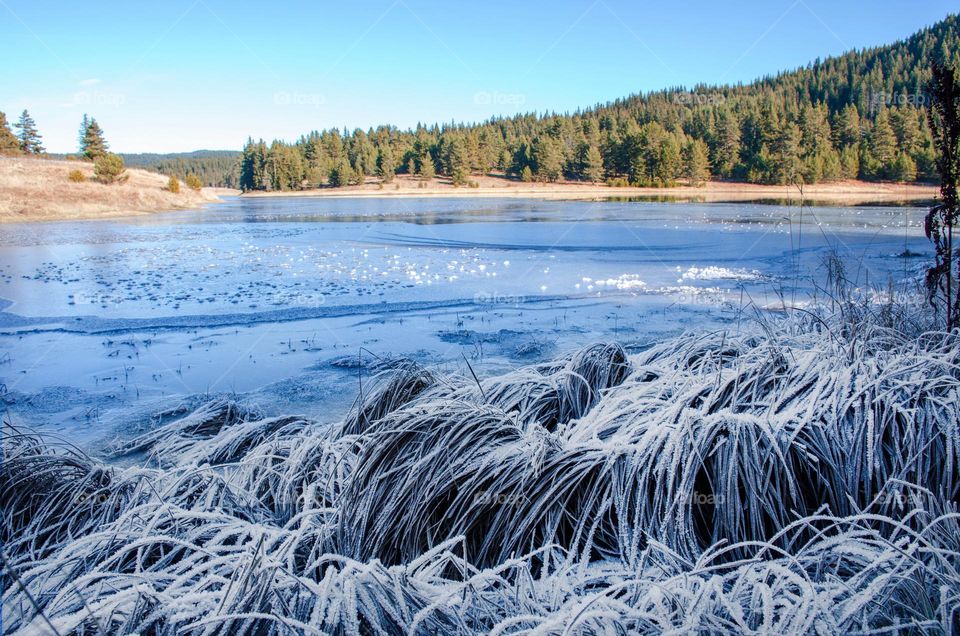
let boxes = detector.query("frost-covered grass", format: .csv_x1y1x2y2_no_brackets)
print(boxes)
2,307,960,634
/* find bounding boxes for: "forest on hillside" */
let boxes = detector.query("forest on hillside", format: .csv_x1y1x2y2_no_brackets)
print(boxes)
120,151,241,188
233,15,959,192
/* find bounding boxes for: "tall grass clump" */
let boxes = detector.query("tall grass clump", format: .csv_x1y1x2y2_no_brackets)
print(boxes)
3,305,960,634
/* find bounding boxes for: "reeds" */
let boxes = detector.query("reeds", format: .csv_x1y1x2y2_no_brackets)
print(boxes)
3,307,959,634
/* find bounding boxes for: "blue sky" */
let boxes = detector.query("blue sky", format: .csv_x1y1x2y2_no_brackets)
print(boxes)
1,1,955,153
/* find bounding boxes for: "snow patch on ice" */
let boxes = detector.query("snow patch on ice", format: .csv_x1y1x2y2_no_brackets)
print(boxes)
679,266,763,281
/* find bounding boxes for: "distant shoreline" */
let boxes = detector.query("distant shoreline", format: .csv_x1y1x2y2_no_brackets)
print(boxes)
0,159,940,224
242,175,938,206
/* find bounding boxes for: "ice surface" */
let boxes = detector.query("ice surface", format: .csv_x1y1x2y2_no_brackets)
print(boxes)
0,197,931,446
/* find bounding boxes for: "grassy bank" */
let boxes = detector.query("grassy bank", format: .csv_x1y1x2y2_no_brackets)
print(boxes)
2,304,959,633
242,174,940,205
0,157,228,222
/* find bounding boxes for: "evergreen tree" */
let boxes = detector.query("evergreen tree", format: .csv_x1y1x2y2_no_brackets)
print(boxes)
94,153,126,183
654,135,682,186
418,152,435,180
78,114,89,152
712,108,741,178
682,139,711,185
445,138,469,186
799,104,832,155
833,104,862,147
80,117,109,160
329,158,352,187
772,123,802,185
531,135,563,182
185,174,203,191
870,109,899,177
0,111,20,155
891,108,922,156
239,138,269,191
14,110,43,155
377,145,397,183
890,151,918,182
582,144,604,182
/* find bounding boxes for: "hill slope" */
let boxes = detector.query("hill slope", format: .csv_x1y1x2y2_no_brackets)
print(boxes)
0,157,222,222
237,14,959,191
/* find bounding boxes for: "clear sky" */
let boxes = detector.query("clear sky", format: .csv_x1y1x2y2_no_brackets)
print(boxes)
1,1,955,153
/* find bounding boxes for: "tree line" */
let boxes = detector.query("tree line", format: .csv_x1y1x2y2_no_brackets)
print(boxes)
1,109,114,161
121,151,241,188
237,15,959,192
0,112,220,188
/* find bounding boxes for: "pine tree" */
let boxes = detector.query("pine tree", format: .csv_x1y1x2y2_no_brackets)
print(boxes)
14,110,44,155
833,104,861,147
329,158,352,187
870,110,899,176
682,139,711,185
94,153,126,184
80,117,109,160
445,138,469,186
890,152,918,182
891,108,922,156
185,174,203,191
799,104,832,155
713,108,741,178
0,111,20,155
654,135,682,186
377,145,397,183
78,114,90,153
582,144,604,183
531,135,563,182
239,138,269,191
253,141,269,190
773,123,802,185
418,152,435,180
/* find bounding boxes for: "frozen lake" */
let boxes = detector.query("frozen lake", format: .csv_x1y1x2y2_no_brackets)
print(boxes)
0,196,931,447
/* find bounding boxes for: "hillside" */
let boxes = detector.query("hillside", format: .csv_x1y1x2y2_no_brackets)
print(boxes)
119,150,241,188
236,14,958,192
0,157,225,222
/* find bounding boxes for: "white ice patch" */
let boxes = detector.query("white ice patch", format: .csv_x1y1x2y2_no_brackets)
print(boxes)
590,274,647,291
679,266,763,282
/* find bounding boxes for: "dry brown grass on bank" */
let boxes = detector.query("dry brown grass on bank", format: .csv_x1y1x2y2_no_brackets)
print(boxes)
0,157,230,222
243,173,939,205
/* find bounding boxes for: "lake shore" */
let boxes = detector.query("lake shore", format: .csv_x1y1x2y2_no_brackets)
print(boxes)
242,174,939,205
1,160,939,224
0,157,234,223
